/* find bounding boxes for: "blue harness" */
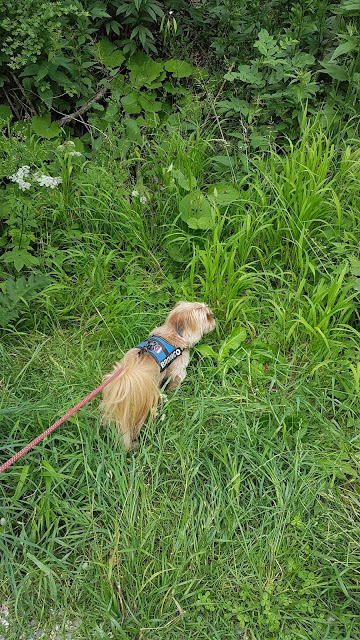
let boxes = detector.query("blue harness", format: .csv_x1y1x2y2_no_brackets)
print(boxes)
136,336,183,371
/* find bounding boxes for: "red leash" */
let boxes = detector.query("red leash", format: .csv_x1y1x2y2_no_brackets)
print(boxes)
0,366,124,474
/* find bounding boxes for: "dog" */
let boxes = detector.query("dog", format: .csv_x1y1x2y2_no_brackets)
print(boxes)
100,302,216,449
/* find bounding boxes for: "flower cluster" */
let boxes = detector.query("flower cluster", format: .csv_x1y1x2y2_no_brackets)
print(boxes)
57,140,82,157
131,189,148,204
8,166,62,191
9,165,31,191
33,172,62,189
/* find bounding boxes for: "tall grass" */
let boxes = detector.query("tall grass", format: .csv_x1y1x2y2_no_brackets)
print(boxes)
1,121,359,639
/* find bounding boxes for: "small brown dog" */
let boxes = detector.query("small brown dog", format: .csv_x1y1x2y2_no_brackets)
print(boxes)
100,302,216,449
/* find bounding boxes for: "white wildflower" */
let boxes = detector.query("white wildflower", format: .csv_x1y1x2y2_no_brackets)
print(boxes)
140,196,147,204
0,518,6,526
11,165,30,179
57,141,75,151
33,173,62,189
169,10,174,14
9,166,32,191
18,180,31,191
132,190,139,197
68,151,82,157
0,603,9,630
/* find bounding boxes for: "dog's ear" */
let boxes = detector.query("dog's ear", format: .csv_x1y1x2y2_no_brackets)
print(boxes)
170,302,187,336
206,310,215,324
174,319,184,337
168,306,197,340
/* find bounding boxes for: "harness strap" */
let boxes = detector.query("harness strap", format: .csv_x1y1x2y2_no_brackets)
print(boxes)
136,336,183,371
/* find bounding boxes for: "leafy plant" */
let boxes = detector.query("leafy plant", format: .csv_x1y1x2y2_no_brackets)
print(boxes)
0,0,164,118
0,273,50,328
114,0,164,54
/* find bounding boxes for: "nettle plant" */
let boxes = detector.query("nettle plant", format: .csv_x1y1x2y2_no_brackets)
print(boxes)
218,30,318,145
216,1,360,149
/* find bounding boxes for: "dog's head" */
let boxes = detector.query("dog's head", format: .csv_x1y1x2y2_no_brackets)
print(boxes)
166,301,216,347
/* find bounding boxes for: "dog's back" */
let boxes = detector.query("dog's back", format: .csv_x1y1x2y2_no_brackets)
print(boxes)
100,349,160,449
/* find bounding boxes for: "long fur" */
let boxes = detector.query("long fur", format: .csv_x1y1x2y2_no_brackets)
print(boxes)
100,302,215,449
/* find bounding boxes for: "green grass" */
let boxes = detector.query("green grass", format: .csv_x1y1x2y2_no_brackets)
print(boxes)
1,120,360,639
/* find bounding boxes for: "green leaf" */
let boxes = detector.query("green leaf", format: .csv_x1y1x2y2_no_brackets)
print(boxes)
179,191,214,230
91,3,111,18
104,50,125,68
36,62,49,82
92,102,104,111
254,29,277,56
111,20,120,35
163,80,187,95
164,59,194,78
172,169,197,190
219,328,247,360
27,553,52,576
125,118,143,145
2,249,39,272
49,55,72,70
42,460,61,480
32,114,60,139
41,88,54,109
217,98,249,116
250,132,270,150
333,461,359,479
197,345,218,360
291,52,315,67
337,0,360,12
115,136,131,158
211,155,235,167
143,111,160,128
319,62,349,81
229,65,265,87
137,94,162,112
250,359,265,377
103,101,119,123
121,92,141,114
207,184,240,206
166,242,189,263
96,38,125,68
12,465,30,501
127,53,163,87
0,307,18,328
350,257,360,277
146,69,167,88
20,64,39,77
330,38,359,60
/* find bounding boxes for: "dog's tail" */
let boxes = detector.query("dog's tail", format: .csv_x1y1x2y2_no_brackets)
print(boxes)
100,349,160,449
